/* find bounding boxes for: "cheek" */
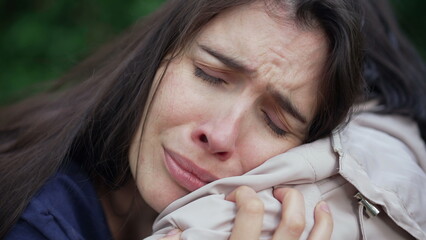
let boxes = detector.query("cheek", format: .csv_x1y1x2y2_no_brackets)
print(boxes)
149,65,208,129
143,57,215,146
237,125,302,173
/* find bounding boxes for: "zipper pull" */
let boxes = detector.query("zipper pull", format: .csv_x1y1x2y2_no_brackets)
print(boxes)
354,192,380,217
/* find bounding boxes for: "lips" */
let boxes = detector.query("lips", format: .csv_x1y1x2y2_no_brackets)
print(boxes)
164,148,218,192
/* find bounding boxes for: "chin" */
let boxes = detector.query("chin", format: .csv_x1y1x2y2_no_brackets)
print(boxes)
144,184,188,213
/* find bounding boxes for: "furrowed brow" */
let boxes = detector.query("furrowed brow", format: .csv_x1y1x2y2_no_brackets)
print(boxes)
270,90,308,124
198,44,253,74
199,44,308,124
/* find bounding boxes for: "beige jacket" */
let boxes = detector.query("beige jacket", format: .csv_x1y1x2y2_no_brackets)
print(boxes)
145,112,426,240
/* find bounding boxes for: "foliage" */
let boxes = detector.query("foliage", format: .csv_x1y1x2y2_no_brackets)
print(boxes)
390,0,426,57
0,0,424,104
0,0,165,104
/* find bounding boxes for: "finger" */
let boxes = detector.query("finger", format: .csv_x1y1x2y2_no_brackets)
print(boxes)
307,201,333,240
159,229,182,240
272,188,306,240
226,186,264,240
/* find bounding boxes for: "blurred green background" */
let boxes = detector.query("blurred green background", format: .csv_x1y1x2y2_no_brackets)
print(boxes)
0,0,425,105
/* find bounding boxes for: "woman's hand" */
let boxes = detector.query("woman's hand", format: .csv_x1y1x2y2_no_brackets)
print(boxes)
159,186,332,240
226,186,333,240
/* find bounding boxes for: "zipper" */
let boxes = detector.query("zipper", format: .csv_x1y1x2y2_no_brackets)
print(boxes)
354,192,380,217
355,192,381,240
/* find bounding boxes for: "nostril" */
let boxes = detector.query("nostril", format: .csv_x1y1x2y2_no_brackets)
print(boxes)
216,151,230,160
199,134,208,143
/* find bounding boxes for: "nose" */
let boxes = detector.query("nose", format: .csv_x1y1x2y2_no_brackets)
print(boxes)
192,109,243,161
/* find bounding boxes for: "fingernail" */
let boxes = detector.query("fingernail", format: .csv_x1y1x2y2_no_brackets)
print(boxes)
166,229,180,236
320,201,330,213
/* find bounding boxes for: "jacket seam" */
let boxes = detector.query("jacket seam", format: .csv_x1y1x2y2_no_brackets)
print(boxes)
319,180,350,196
342,153,422,237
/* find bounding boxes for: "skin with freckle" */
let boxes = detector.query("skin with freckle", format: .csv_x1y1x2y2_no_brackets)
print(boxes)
7,0,426,239
129,1,328,213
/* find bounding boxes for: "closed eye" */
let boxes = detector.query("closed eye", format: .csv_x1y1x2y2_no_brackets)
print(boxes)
262,110,287,137
194,66,226,85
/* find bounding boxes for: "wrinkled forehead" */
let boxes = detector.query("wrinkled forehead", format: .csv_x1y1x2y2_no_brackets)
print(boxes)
172,0,328,62
186,1,328,123
194,1,327,60
193,1,328,78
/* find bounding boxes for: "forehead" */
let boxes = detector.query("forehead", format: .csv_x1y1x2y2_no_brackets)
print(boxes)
191,2,328,121
195,2,328,83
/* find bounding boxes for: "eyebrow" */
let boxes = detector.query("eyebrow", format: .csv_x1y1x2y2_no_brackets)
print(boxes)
270,89,308,124
199,44,308,124
199,44,253,74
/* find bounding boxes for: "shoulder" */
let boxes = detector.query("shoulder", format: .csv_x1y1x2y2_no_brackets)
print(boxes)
335,112,426,239
5,161,112,240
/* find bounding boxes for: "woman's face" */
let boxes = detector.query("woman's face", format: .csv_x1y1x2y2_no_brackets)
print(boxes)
129,2,328,212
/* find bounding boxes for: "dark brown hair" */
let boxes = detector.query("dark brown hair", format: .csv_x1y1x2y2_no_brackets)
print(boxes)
0,0,363,236
360,0,426,140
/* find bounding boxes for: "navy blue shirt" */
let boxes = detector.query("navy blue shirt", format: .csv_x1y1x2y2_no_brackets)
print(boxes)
6,161,113,239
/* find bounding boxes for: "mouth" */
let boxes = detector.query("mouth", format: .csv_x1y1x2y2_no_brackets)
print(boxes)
163,148,219,192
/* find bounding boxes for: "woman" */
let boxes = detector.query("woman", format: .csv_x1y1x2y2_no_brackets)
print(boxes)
0,0,386,239
145,0,426,239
